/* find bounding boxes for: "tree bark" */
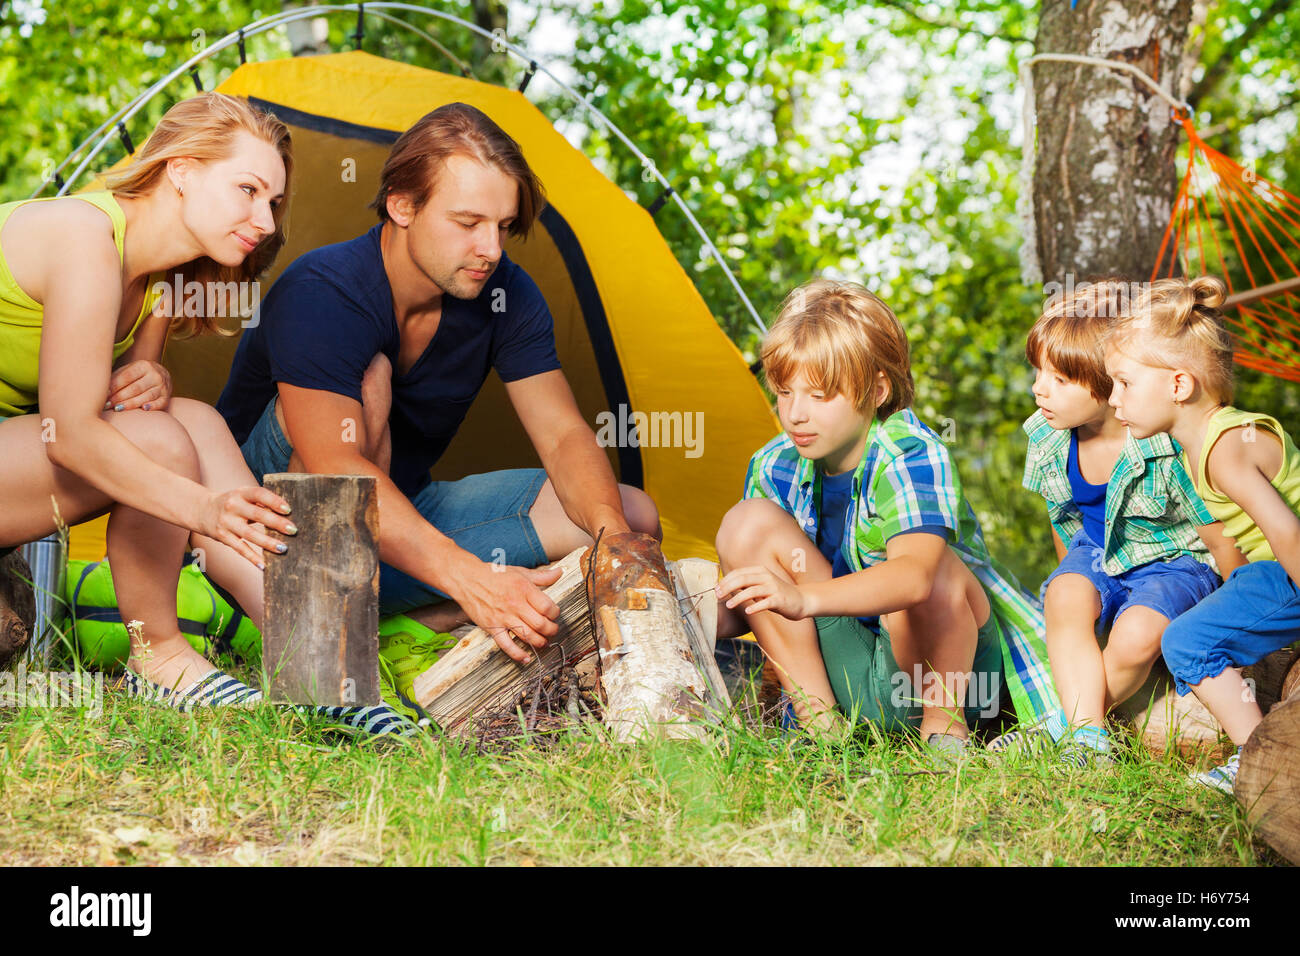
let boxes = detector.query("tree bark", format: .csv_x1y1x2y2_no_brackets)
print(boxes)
0,551,35,670
1028,0,1195,285
262,474,380,706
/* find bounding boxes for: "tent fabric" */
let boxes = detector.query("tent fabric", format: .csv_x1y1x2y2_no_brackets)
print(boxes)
69,50,777,563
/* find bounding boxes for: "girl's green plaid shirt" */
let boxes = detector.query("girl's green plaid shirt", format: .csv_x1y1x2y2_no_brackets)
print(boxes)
743,408,1059,724
1020,410,1216,576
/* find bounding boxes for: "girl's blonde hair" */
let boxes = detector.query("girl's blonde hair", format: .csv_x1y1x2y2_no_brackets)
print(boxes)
761,278,914,419
103,93,293,337
1108,276,1235,403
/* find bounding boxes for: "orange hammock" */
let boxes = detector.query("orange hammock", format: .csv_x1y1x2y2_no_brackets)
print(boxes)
1151,117,1300,383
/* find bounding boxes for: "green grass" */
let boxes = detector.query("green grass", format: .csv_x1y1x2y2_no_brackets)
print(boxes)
0,669,1283,866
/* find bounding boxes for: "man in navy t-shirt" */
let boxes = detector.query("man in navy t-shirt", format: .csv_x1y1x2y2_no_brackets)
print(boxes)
218,103,660,662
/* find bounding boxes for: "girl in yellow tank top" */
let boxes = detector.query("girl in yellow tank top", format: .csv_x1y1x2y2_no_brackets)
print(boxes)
1107,275,1300,794
0,94,297,708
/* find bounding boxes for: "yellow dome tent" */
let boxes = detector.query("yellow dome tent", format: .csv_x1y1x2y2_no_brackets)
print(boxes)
63,35,776,564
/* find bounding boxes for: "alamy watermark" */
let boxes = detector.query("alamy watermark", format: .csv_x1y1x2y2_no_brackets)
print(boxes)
150,275,262,328
889,664,1001,719
595,404,704,459
1042,275,1157,319
0,663,104,717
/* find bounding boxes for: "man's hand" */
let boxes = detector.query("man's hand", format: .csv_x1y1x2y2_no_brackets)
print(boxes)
105,360,172,412
449,561,563,663
717,565,811,621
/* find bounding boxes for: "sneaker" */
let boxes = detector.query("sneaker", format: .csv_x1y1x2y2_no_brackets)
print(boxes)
117,668,262,712
377,617,455,726
1058,742,1117,769
1191,748,1241,796
307,699,422,739
925,732,969,759
986,725,1050,754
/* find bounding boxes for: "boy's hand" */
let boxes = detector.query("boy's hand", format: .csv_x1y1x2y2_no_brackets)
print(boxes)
716,566,810,621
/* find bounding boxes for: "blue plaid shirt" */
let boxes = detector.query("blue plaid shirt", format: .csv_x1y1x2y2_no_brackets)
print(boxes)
744,409,1058,723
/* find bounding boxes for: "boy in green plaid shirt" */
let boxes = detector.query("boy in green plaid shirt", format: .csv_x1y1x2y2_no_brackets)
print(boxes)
715,280,1056,751
1017,282,1242,764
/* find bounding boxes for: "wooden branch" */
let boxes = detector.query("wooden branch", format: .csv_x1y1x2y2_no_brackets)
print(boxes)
262,474,380,707
1225,275,1300,310
412,547,593,734
1238,652,1300,864
588,532,726,741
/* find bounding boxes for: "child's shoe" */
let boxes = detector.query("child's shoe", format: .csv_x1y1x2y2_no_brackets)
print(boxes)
1190,747,1241,796
117,668,262,712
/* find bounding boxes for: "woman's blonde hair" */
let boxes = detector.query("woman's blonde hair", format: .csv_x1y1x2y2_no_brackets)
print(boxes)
103,93,293,337
1108,276,1235,403
761,278,914,419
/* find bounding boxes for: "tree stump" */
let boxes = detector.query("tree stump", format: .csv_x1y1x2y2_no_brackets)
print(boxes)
588,531,730,741
0,550,36,670
262,474,380,706
1237,653,1300,864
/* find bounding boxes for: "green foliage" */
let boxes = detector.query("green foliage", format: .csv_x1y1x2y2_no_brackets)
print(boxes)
2,0,1299,585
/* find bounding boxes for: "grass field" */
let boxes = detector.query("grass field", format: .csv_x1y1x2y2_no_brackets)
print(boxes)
0,662,1282,867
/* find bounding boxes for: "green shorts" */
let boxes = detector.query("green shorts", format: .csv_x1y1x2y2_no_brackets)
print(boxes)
814,612,1006,732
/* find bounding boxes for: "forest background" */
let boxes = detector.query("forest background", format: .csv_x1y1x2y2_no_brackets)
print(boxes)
2,0,1297,587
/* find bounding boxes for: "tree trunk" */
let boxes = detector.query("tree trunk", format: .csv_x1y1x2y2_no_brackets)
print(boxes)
1027,0,1195,285
470,0,512,86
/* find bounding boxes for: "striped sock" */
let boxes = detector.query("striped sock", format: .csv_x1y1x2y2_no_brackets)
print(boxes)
1044,708,1069,742
1073,724,1112,753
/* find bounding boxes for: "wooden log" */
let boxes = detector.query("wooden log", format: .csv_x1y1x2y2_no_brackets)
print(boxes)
262,474,380,706
666,557,730,711
1245,646,1300,715
588,532,724,741
412,547,593,734
0,550,35,670
1238,653,1300,864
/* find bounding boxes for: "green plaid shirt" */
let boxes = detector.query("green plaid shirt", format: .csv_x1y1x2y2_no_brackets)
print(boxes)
1021,410,1216,575
744,409,1058,723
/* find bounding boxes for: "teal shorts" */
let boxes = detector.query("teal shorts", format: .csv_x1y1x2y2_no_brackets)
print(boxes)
814,612,1006,732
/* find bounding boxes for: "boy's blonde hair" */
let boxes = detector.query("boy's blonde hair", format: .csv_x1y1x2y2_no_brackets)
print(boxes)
1025,281,1130,401
1108,276,1235,404
761,279,914,419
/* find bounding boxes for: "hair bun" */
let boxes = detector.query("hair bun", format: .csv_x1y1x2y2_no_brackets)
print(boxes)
1190,275,1226,310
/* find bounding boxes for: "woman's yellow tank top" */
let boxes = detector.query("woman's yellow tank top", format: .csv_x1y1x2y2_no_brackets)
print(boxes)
1187,406,1300,562
0,191,159,417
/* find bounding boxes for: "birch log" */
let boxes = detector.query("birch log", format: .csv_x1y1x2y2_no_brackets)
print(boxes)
588,532,726,741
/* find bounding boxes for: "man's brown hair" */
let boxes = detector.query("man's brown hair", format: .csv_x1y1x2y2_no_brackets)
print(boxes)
370,102,545,237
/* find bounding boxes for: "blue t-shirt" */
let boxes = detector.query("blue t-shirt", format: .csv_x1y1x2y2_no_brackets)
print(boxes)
1067,430,1108,548
218,224,561,497
816,469,855,578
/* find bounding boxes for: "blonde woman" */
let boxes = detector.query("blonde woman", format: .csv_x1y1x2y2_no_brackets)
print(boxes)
0,95,298,712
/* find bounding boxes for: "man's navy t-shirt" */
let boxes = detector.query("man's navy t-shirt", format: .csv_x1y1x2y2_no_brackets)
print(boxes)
217,223,561,497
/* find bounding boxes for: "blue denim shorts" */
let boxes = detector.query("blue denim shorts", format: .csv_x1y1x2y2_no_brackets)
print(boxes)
239,397,549,616
1162,560,1300,695
1042,529,1220,632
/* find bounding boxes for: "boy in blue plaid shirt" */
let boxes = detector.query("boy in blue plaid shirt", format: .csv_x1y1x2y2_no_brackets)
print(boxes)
1018,282,1242,764
715,280,1056,751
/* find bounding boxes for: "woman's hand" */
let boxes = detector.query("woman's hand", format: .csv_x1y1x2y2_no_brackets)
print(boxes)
197,487,297,570
105,360,172,412
716,565,811,621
